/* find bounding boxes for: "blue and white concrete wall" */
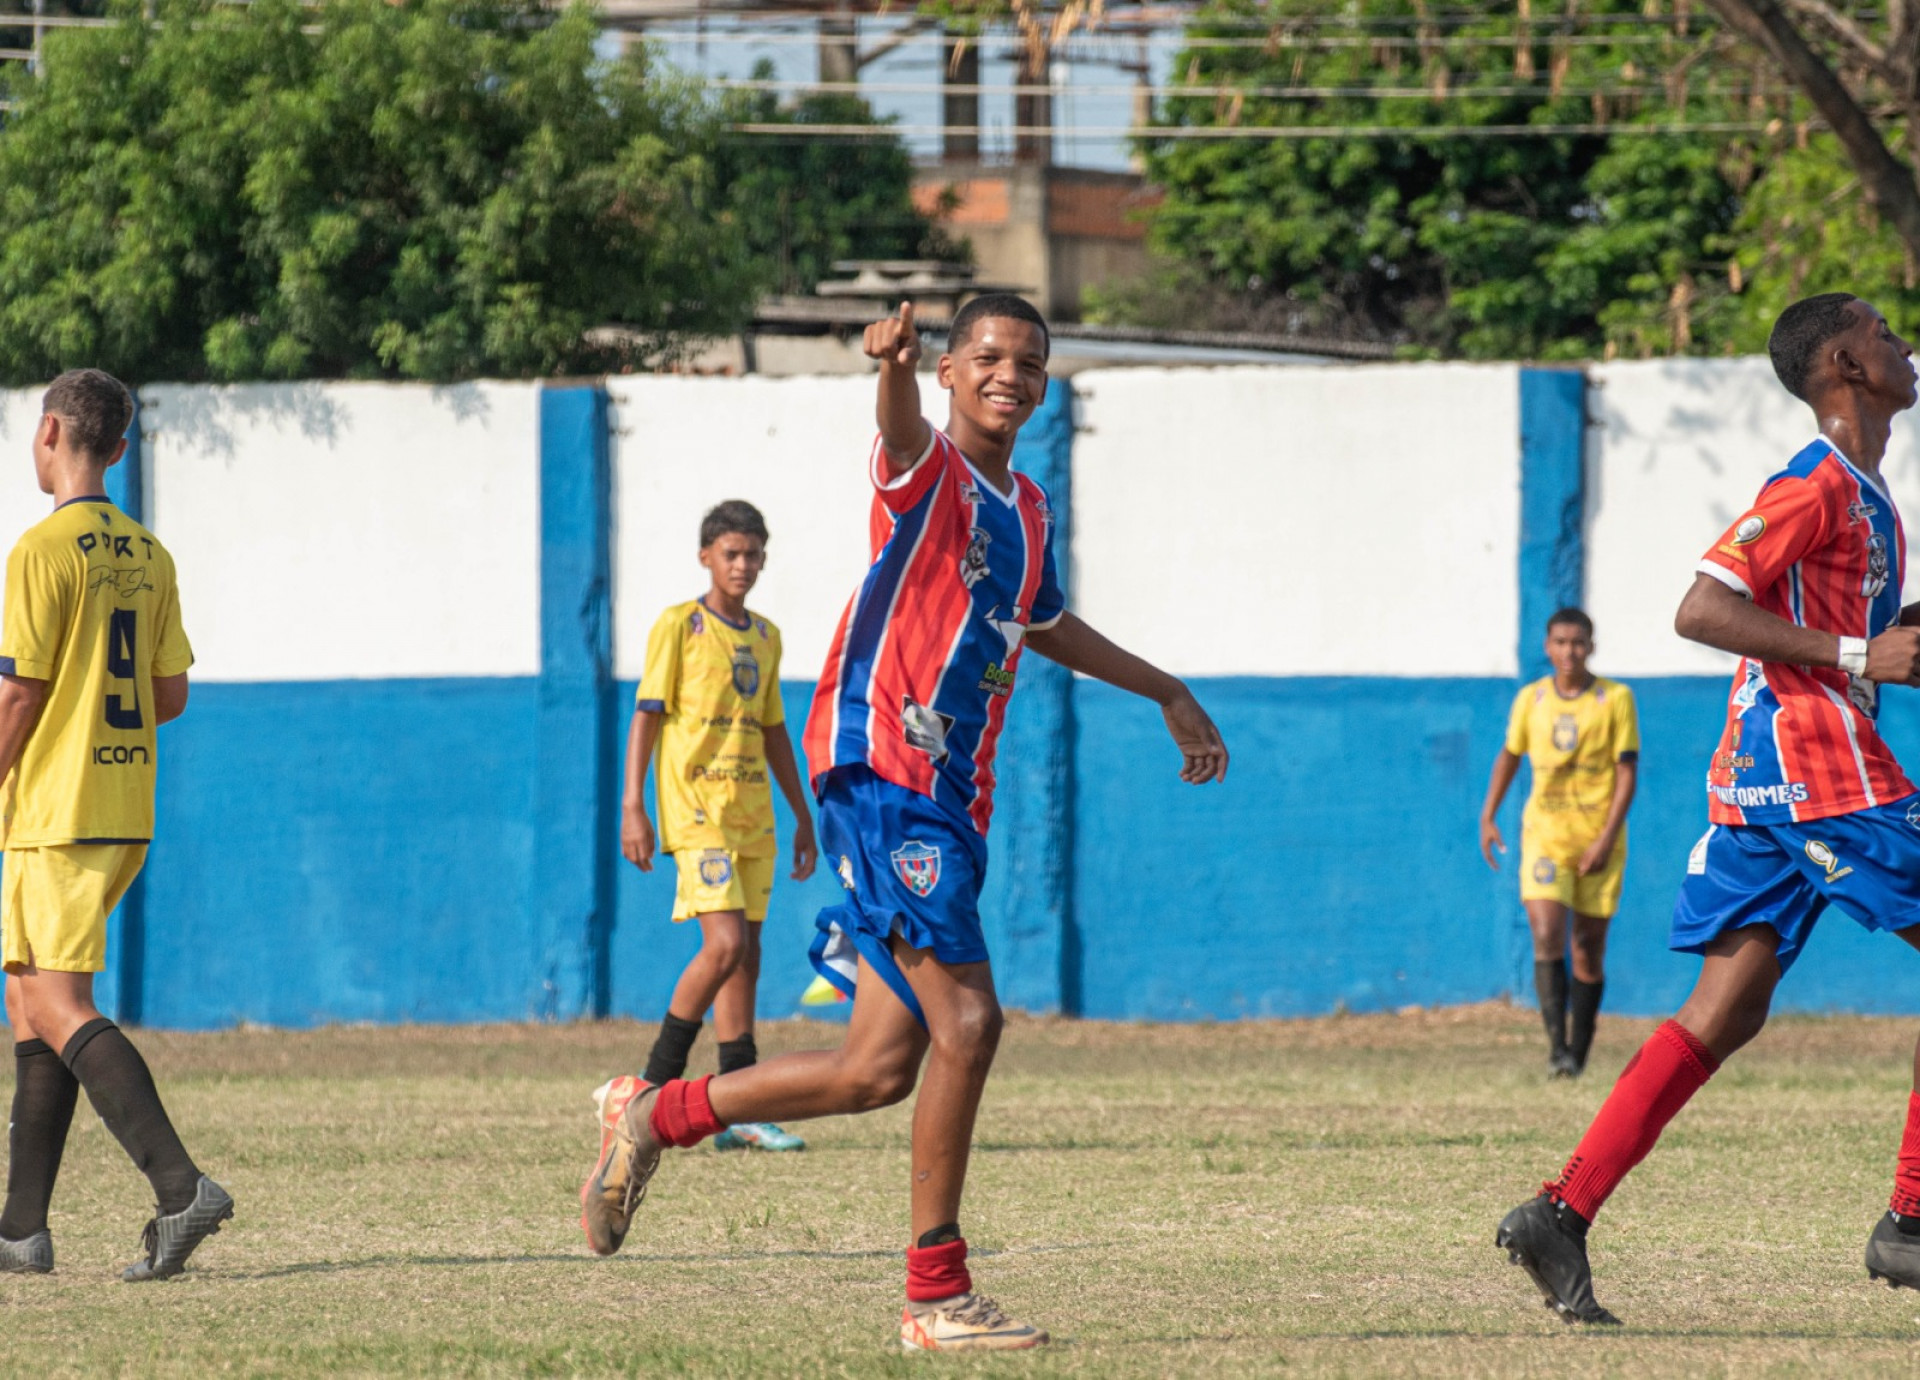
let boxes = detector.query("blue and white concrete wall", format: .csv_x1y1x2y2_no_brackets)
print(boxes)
0,360,1914,1028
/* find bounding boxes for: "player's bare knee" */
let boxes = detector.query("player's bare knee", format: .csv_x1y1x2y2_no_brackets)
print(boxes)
841,1055,916,1110
701,929,748,975
937,998,1003,1068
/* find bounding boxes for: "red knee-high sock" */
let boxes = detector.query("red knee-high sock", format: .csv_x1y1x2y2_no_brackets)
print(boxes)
1547,1019,1720,1222
649,1075,725,1149
1889,1092,1920,1217
906,1239,971,1302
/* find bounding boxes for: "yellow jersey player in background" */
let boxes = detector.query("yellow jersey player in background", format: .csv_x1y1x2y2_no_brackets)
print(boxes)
1480,608,1640,1078
588,500,817,1171
0,370,230,1282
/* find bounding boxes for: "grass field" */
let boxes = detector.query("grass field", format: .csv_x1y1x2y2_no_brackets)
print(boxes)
5,1004,1920,1377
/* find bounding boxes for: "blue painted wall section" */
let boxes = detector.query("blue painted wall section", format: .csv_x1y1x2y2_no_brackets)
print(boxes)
534,386,616,1020
1516,369,1587,681
97,404,146,1024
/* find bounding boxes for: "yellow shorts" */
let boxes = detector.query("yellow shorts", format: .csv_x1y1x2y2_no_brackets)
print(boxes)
1520,826,1625,918
671,849,774,922
2,844,147,974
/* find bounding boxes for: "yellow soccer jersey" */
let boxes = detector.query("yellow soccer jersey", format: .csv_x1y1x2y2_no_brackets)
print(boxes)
638,599,785,858
1505,674,1639,841
0,498,193,848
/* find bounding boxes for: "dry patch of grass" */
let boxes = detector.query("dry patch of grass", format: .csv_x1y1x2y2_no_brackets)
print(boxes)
3,1007,1919,1377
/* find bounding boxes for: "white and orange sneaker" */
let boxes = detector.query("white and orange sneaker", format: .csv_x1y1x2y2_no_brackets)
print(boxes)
900,1293,1049,1351
579,1076,664,1256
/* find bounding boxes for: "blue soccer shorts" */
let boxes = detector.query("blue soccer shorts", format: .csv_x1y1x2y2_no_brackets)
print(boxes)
807,765,990,1029
1671,795,1920,974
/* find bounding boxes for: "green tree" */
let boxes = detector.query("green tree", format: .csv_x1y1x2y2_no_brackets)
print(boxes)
1125,1,1785,358
0,0,763,382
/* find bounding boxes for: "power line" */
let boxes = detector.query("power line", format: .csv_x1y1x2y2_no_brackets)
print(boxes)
728,119,1804,140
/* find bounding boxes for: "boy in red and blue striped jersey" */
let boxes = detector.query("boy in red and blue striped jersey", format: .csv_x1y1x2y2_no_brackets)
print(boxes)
580,295,1229,1351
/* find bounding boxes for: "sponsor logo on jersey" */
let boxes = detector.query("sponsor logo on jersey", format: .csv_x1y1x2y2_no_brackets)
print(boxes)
890,840,941,897
1804,839,1854,883
1850,500,1880,525
960,526,992,589
731,644,760,697
978,663,1016,697
689,608,705,634
1732,514,1766,545
92,745,150,765
901,696,955,764
1552,714,1578,752
1864,531,1891,598
698,851,733,887
959,479,982,506
1710,781,1811,808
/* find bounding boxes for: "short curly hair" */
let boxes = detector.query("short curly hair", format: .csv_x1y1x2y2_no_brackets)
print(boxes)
1768,293,1860,402
700,499,768,548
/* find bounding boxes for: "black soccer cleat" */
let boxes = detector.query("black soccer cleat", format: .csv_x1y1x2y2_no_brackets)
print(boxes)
122,1176,234,1282
1549,1050,1583,1080
1866,1212,1920,1289
0,1228,52,1274
1496,1194,1621,1325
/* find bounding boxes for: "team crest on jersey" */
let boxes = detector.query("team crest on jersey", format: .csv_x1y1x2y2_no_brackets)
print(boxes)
698,851,734,887
1864,532,1890,598
731,644,760,697
961,526,992,589
689,609,706,634
1804,840,1854,883
890,841,941,897
901,696,956,764
1532,858,1557,884
1552,714,1578,752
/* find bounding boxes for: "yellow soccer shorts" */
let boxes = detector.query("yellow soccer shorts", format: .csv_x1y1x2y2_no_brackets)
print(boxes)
1520,823,1625,917
2,843,147,974
671,849,774,922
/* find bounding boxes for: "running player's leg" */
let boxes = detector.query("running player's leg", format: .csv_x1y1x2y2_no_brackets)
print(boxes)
1523,899,1572,1071
642,909,749,1087
0,973,76,1267
1566,911,1611,1072
1866,926,1920,1284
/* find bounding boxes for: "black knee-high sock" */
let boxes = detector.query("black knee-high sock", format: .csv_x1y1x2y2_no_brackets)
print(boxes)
643,1014,702,1086
1568,978,1605,1066
61,1019,200,1215
0,1040,79,1239
1533,959,1569,1056
717,1035,757,1076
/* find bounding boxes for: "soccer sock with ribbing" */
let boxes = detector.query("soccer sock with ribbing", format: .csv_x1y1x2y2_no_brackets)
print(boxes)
60,1019,201,1216
1568,978,1605,1067
0,1040,79,1240
716,1035,757,1076
907,1223,971,1303
643,1013,702,1087
649,1075,725,1147
1888,1092,1920,1231
1534,959,1570,1056
1546,1019,1719,1222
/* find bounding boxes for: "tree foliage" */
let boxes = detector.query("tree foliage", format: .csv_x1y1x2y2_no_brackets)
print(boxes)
1119,0,1920,359
0,0,939,383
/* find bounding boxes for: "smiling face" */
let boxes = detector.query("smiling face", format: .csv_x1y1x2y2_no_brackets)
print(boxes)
699,531,766,601
1839,300,1920,411
937,317,1050,447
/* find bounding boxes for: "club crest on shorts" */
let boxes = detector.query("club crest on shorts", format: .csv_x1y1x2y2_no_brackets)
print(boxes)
890,840,941,897
1907,798,1920,831
1532,857,1557,884
699,851,734,887
731,643,760,697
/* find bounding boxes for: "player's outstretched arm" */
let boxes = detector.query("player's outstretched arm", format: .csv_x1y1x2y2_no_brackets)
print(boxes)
864,300,931,471
762,723,817,881
621,709,662,872
0,674,48,786
1025,612,1228,784
1479,750,1520,869
1678,572,1920,683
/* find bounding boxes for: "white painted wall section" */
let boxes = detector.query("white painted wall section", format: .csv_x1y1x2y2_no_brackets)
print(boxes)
0,390,58,555
142,382,540,681
1071,364,1523,677
610,375,883,682
1589,358,1920,676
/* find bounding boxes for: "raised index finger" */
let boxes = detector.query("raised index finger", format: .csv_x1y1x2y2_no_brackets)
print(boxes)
899,300,916,332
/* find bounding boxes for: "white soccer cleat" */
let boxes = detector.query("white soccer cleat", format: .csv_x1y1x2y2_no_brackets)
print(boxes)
900,1292,1049,1351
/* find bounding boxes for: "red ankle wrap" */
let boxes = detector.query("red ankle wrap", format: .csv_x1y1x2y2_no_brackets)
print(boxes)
906,1239,971,1302
1891,1092,1920,1217
649,1075,724,1148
